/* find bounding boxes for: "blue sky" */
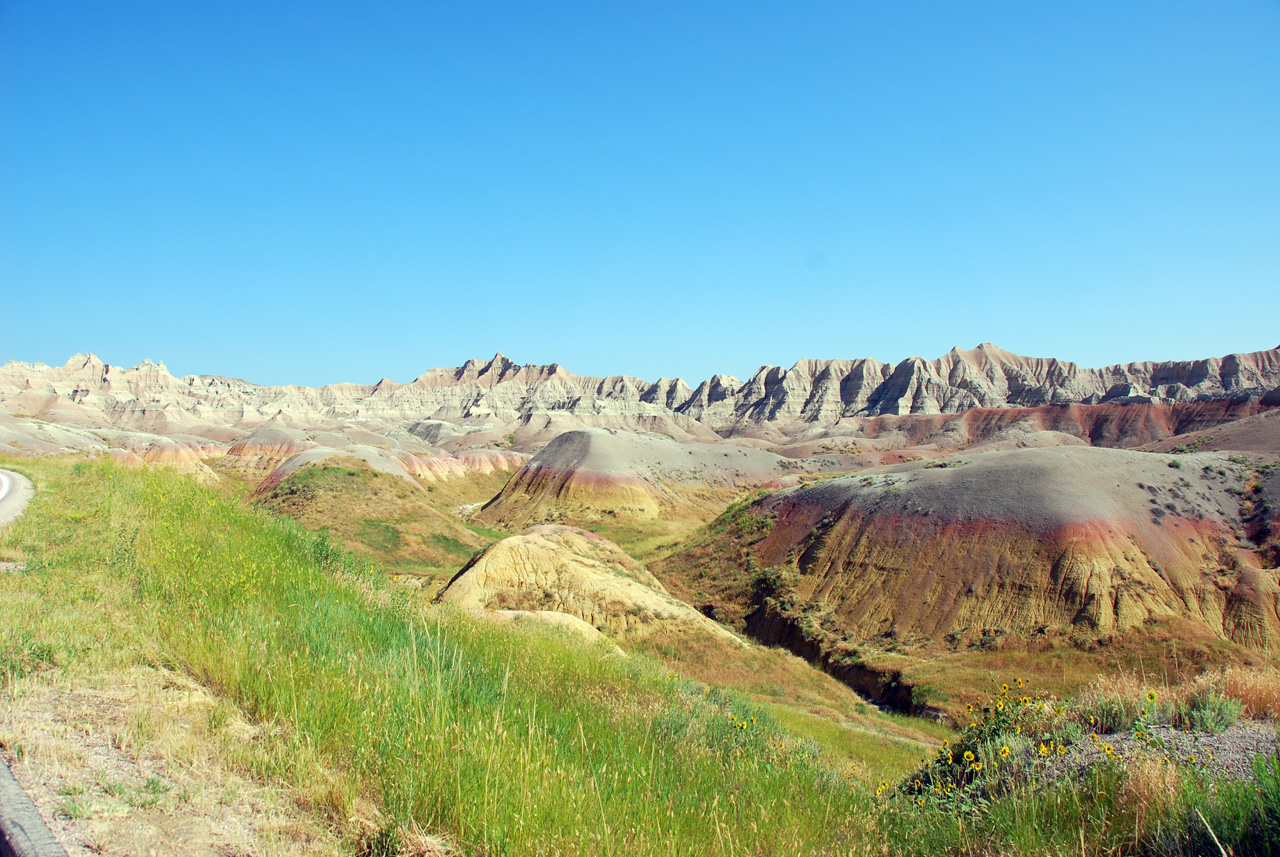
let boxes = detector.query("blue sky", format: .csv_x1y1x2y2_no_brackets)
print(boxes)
2,1,1277,386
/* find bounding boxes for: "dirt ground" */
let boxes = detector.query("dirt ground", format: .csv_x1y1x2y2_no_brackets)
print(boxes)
0,665,344,857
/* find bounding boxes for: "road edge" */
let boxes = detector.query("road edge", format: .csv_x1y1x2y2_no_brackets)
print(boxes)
0,754,68,857
0,468,62,857
0,470,35,530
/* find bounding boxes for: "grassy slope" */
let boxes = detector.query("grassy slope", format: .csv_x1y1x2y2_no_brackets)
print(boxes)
484,472,755,562
253,461,952,771
648,493,768,627
3,455,1278,856
254,462,512,594
0,458,868,854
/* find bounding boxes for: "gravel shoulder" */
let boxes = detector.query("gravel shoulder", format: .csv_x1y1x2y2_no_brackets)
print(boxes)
1048,721,1279,783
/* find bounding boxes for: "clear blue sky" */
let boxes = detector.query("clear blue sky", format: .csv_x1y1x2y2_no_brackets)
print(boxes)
2,1,1277,386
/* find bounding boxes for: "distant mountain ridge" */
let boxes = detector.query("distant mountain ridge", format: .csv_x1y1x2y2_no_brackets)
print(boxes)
2,344,1278,437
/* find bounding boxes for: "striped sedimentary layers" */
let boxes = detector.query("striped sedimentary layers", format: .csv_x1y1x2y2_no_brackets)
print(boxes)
212,426,526,492
794,398,1272,452
741,446,1280,651
474,428,796,529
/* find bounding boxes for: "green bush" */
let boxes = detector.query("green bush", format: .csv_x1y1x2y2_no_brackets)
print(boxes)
748,561,785,602
1176,691,1244,734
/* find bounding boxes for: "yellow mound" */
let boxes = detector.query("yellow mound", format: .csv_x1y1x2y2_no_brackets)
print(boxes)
437,525,742,646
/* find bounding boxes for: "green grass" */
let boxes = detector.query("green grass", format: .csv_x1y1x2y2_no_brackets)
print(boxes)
255,461,502,577
136,469,858,852
4,454,1278,856
426,533,474,560
461,522,508,543
766,704,929,783
354,519,404,552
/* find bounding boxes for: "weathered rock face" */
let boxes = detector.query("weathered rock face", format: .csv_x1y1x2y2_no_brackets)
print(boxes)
726,447,1280,652
474,428,800,530
703,344,1280,433
3,345,1277,445
796,398,1274,454
436,525,742,645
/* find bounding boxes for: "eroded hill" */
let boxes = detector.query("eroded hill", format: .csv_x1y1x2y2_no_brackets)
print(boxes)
654,445,1279,707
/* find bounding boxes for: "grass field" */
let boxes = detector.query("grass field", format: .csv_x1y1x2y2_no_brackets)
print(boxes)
2,455,1279,855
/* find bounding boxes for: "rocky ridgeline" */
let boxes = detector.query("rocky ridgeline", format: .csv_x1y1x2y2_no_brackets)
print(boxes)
2,345,1279,437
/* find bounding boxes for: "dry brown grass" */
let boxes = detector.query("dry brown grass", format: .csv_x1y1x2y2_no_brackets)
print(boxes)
1082,664,1280,719
1,666,347,857
1072,664,1278,736
1081,670,1162,704
1223,665,1280,719
1120,755,1184,833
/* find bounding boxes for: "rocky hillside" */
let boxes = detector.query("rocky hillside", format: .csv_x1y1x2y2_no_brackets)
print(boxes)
474,428,799,530
658,446,1280,656
436,525,741,646
4,345,1277,446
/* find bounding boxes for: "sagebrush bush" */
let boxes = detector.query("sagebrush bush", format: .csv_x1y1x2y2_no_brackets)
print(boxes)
1175,690,1244,734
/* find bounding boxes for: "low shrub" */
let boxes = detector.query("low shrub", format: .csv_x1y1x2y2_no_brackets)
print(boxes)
1175,688,1244,734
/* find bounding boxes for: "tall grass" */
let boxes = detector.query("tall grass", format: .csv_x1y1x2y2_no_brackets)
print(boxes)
104,461,869,853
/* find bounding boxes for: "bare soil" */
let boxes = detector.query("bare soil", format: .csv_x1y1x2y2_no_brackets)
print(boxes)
0,666,343,857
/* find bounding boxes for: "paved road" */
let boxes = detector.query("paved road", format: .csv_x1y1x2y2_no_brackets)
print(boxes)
0,469,34,530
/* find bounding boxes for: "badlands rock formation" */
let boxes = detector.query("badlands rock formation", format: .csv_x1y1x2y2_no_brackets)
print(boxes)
2,346,1277,461
216,426,526,493
660,447,1280,654
1142,407,1280,457
475,428,800,529
436,525,741,645
723,447,1280,652
774,398,1274,455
